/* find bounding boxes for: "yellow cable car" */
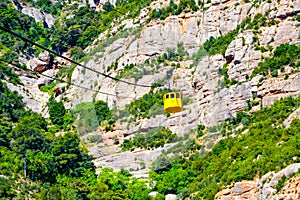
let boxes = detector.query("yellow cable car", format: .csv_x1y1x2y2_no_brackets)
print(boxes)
163,91,183,113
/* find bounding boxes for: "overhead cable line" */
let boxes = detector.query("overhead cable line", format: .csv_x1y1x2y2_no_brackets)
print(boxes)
0,26,160,88
0,58,135,99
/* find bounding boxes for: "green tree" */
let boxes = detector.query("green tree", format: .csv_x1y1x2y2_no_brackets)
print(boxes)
51,132,95,177
48,97,66,126
103,2,114,12
26,151,57,182
0,114,12,147
70,46,85,61
94,100,112,124
0,175,16,198
9,113,49,153
0,81,25,122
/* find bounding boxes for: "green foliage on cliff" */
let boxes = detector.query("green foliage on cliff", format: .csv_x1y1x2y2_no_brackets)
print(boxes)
49,0,152,54
2,1,300,199
0,79,151,199
149,0,198,21
202,16,251,56
0,105,95,198
0,60,22,85
0,1,49,54
251,43,300,78
0,81,26,123
94,100,112,124
150,95,300,199
121,127,177,151
122,88,168,120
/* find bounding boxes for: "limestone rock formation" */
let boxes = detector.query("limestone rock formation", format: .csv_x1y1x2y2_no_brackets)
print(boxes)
21,7,55,28
68,0,300,132
63,0,300,181
215,163,300,200
5,76,50,116
274,174,300,200
29,58,48,72
8,0,300,186
283,107,300,127
165,194,177,200
93,143,176,178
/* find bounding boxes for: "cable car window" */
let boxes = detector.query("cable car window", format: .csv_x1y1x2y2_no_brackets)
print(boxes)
166,94,169,99
170,94,175,98
176,93,180,98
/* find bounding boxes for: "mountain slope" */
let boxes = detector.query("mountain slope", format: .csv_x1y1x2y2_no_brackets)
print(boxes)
0,0,300,199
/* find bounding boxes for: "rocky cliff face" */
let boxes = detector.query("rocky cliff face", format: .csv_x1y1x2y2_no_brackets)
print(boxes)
67,0,300,131
8,0,300,196
215,163,300,200
58,0,300,180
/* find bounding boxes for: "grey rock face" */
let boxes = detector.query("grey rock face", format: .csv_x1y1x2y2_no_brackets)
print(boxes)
93,143,176,178
216,164,300,200
258,163,300,200
283,108,300,128
68,0,300,135
6,77,50,116
22,7,44,22
21,7,55,28
44,13,55,28
38,51,51,63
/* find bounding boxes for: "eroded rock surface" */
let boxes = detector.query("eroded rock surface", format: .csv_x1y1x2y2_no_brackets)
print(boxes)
216,163,300,200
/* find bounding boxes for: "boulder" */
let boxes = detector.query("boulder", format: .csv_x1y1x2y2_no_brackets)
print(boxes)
37,77,53,87
29,58,48,72
149,191,158,198
165,194,177,200
232,181,258,196
44,13,55,28
22,7,44,23
38,51,51,64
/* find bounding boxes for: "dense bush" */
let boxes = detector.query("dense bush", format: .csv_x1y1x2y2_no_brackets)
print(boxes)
251,43,300,77
149,0,198,21
204,27,239,56
49,0,151,53
47,96,74,130
0,61,22,85
120,88,168,120
72,102,99,135
0,1,48,54
121,127,177,150
0,81,26,122
48,96,66,126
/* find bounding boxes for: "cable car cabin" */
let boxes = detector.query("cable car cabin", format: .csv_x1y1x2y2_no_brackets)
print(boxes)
163,92,183,113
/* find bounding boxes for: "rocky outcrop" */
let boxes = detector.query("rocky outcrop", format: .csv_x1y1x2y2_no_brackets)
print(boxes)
93,143,176,178
283,107,300,127
7,0,300,185
258,163,300,200
216,163,300,200
258,74,300,107
5,76,50,116
28,51,52,73
65,0,300,179
274,174,300,200
21,7,55,28
29,58,48,72
165,194,177,200
37,69,57,87
216,181,258,200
